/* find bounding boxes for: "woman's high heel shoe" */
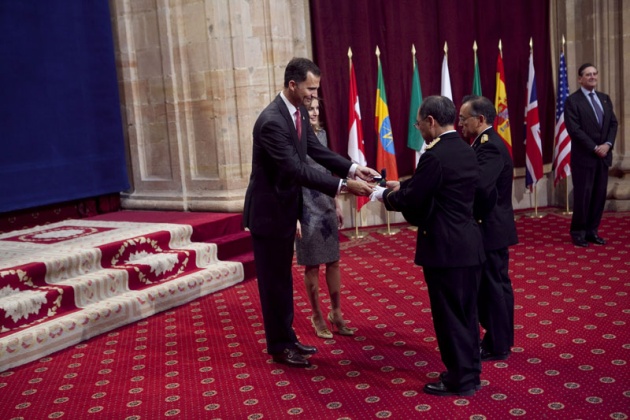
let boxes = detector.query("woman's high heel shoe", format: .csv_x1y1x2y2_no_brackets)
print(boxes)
327,312,355,336
311,316,333,339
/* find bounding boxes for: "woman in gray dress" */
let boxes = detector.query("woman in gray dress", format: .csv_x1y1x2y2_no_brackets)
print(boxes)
296,97,354,339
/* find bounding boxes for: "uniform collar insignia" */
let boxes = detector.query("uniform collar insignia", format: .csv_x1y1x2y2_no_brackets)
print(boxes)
425,136,441,150
481,134,489,144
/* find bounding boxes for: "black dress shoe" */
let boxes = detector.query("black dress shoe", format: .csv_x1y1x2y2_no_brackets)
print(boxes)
423,380,476,397
480,349,510,362
439,372,481,390
585,234,606,245
294,342,317,355
271,349,310,367
572,237,589,247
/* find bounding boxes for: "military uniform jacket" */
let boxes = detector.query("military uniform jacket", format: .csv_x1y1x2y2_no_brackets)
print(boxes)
472,128,519,251
383,131,485,268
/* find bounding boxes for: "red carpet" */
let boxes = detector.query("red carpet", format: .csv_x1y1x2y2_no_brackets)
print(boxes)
0,211,628,419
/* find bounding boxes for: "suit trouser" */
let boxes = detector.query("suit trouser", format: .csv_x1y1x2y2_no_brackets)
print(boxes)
571,158,608,237
423,266,481,391
251,233,298,355
478,248,514,353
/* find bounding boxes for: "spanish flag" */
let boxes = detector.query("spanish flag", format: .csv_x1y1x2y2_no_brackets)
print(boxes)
494,41,512,158
375,47,398,181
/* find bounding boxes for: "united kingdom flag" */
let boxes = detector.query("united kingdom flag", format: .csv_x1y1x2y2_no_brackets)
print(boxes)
524,49,543,191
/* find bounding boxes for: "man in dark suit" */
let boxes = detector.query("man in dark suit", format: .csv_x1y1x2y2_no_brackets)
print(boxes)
243,57,377,368
459,95,519,362
372,96,485,396
564,63,618,247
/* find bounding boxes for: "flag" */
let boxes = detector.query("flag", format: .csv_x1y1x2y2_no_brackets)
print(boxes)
347,57,369,212
440,46,452,100
524,49,543,190
375,52,398,181
494,47,512,157
472,42,482,95
407,53,423,165
552,51,571,185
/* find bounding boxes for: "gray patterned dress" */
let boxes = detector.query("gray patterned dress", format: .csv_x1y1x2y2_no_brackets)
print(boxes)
295,129,340,266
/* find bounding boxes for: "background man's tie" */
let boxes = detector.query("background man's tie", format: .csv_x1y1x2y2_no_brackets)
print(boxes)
589,92,604,127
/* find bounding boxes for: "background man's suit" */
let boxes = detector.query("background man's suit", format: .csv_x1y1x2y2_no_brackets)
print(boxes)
243,94,352,355
472,127,518,356
382,131,485,392
564,89,617,241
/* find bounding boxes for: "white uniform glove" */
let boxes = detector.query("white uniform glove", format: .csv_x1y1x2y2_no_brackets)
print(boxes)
370,186,386,202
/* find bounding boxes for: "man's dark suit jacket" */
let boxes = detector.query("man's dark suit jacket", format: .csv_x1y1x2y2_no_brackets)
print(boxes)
564,89,618,168
472,128,518,251
243,94,351,238
382,131,485,268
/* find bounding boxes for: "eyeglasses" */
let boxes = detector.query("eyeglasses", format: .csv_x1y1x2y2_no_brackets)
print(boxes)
459,115,476,123
413,117,430,129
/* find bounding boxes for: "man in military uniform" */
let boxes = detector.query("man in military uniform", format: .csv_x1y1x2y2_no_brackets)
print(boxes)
459,95,518,362
372,95,485,396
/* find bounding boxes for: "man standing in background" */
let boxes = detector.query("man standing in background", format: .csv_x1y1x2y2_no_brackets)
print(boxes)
459,95,518,362
564,63,618,247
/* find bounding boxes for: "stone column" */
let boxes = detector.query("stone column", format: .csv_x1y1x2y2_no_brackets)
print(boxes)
551,0,629,210
109,0,311,212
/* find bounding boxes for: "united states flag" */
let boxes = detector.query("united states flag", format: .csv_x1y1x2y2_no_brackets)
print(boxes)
552,52,571,185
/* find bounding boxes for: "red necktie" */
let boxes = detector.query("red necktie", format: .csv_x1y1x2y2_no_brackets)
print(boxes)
295,109,302,139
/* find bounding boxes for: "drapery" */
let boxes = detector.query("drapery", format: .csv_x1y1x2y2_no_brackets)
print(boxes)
310,0,553,177
0,2,129,212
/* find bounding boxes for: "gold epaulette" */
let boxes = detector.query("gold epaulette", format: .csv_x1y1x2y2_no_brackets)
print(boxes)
481,134,489,144
425,137,442,150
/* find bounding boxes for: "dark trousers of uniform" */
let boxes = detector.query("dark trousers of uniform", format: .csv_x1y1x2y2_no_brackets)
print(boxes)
251,233,298,355
570,158,608,239
478,248,514,353
423,266,481,392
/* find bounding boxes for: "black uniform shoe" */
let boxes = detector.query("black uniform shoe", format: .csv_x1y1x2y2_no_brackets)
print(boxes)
480,349,510,361
585,234,606,245
423,380,476,397
271,349,310,367
572,237,589,247
294,342,317,355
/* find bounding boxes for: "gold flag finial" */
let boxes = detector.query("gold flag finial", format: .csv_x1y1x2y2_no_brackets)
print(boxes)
411,44,416,55
473,40,478,52
376,45,381,57
529,37,533,51
562,35,566,53
498,39,503,52
348,47,353,59
444,41,448,55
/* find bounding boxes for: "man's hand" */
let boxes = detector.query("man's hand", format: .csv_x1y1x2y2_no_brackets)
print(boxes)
386,180,401,191
595,143,611,158
370,185,386,202
347,179,374,196
354,165,381,182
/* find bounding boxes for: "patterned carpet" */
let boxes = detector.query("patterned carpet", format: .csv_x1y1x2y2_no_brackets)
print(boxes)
1,211,628,419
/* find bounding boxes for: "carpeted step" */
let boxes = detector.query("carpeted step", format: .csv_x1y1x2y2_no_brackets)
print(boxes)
226,249,256,281
0,218,245,372
214,230,252,260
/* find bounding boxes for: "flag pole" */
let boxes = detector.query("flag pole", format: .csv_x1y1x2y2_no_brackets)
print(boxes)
374,46,399,236
346,47,367,240
408,43,419,232
529,38,545,219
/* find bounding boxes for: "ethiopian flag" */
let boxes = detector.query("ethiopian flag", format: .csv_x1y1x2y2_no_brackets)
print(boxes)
375,54,398,181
